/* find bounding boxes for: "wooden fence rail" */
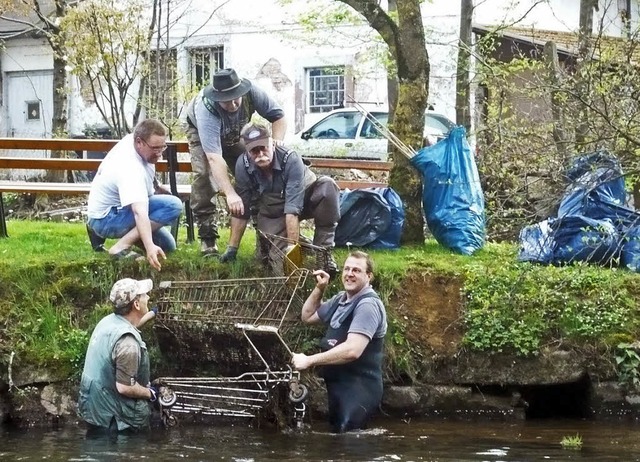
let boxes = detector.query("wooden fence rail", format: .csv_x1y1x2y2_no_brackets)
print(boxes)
0,137,392,241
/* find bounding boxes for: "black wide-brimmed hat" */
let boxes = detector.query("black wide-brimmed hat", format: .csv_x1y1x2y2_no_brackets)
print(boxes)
203,68,252,102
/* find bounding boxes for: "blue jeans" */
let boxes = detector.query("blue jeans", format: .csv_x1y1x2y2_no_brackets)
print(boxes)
88,195,183,252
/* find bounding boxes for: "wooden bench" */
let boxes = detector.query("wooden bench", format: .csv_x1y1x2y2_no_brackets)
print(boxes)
0,138,193,241
0,138,391,242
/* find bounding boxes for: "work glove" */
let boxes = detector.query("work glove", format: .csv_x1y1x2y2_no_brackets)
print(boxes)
219,245,238,263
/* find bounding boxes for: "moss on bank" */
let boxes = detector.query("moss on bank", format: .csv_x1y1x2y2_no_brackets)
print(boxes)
1,220,640,387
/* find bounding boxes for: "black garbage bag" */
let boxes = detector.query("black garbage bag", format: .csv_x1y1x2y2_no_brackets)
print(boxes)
334,187,404,249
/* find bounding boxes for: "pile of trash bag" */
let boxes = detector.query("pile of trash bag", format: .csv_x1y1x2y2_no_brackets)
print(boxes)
518,150,640,271
410,126,486,255
335,187,404,249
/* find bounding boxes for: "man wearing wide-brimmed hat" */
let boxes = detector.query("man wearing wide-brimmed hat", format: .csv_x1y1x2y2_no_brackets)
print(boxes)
185,68,287,255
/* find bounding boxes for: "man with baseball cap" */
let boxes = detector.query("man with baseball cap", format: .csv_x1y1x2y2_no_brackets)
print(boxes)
78,278,160,433
185,68,287,256
219,121,339,274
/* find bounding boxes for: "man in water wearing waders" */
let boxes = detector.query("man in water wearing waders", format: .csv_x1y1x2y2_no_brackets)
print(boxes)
184,67,287,256
78,278,161,435
292,251,387,433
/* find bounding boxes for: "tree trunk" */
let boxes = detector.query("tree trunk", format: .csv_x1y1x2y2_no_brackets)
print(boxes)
575,0,598,147
45,0,69,182
134,0,159,128
455,0,473,130
46,53,69,182
543,41,569,164
338,0,429,244
388,0,429,244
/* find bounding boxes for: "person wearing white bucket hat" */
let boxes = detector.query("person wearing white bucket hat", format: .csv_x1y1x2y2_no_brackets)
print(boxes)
78,278,160,434
185,68,288,256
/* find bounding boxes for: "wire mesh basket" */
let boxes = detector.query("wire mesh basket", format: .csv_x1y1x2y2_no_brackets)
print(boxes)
156,371,305,421
152,232,325,426
154,267,313,373
258,230,334,276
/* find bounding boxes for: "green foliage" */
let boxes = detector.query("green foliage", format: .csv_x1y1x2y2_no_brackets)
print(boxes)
0,192,20,210
384,315,421,382
2,220,640,383
560,434,583,450
58,0,150,135
615,342,640,392
475,26,640,241
462,262,640,356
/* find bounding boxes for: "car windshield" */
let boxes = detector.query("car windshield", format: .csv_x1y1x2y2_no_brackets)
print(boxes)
308,112,363,139
425,113,455,132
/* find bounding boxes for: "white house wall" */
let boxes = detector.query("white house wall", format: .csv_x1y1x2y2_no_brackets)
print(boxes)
170,0,462,133
3,0,637,138
1,37,52,73
474,0,639,37
0,37,53,137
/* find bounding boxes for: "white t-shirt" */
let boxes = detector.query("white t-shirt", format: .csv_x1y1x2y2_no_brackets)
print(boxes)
87,134,155,219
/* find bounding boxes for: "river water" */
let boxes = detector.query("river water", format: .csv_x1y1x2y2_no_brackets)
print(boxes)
1,418,639,461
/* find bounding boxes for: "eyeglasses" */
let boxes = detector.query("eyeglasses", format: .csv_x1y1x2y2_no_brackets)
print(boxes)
139,138,168,152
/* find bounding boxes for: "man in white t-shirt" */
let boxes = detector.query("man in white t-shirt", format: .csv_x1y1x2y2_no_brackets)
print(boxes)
87,119,183,271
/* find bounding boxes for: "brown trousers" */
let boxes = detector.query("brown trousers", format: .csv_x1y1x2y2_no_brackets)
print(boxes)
257,176,340,248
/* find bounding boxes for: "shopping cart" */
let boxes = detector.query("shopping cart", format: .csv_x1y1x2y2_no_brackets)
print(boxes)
256,230,336,277
153,233,332,428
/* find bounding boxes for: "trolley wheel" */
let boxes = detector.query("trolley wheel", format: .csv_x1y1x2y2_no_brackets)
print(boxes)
158,387,178,407
162,411,178,428
289,383,309,403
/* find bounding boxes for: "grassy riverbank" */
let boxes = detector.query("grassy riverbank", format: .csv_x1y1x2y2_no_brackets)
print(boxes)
1,219,639,385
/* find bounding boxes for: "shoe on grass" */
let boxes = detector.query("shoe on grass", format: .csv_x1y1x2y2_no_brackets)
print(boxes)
110,249,144,261
200,239,219,256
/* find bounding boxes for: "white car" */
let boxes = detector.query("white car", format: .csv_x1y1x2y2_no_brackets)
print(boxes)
285,108,455,161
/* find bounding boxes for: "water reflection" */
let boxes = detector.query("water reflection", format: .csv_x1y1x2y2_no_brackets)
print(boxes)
0,419,639,461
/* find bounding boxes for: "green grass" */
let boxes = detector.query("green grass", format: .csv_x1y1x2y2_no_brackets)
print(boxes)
560,434,583,450
2,219,640,384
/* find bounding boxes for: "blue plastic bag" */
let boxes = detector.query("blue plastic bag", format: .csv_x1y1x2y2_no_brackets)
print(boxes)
621,226,640,272
410,126,485,255
517,219,555,264
551,216,619,265
335,187,404,249
518,150,640,268
558,151,627,218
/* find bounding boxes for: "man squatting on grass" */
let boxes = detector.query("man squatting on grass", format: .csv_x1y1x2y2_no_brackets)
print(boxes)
292,251,388,433
218,121,340,269
86,119,183,271
78,278,162,434
184,68,287,256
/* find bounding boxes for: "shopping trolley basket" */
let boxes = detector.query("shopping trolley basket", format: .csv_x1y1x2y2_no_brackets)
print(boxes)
153,272,316,426
257,230,336,276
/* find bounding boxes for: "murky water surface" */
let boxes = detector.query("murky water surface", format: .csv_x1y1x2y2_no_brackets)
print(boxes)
1,418,639,461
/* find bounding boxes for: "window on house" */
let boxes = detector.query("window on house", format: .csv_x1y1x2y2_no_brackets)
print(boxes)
26,101,40,121
307,67,345,113
189,46,224,89
146,49,179,121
